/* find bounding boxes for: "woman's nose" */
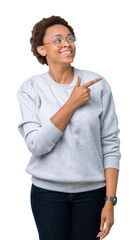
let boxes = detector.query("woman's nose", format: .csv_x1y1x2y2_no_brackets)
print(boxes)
63,39,70,47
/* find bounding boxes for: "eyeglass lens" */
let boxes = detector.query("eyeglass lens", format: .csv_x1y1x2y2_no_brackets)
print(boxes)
54,35,76,47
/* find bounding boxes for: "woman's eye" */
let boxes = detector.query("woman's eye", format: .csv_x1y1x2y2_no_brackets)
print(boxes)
55,39,62,43
68,36,75,42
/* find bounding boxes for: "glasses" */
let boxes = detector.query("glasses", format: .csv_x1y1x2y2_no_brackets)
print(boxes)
42,35,77,48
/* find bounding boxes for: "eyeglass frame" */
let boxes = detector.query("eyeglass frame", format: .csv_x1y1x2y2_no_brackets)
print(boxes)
41,34,77,48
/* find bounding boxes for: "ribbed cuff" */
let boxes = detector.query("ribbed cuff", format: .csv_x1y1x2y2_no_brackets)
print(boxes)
104,156,120,170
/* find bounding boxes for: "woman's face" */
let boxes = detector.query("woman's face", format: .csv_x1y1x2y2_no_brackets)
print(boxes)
38,24,76,66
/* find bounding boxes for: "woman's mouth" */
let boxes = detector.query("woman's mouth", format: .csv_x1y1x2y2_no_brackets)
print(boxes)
60,50,73,56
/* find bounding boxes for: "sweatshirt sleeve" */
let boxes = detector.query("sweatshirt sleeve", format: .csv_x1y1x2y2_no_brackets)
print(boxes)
17,89,64,157
100,89,121,170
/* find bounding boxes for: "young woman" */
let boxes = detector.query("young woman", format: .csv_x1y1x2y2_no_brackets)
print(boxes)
17,15,121,240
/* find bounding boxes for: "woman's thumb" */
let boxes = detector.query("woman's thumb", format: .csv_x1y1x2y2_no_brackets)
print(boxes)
75,76,81,87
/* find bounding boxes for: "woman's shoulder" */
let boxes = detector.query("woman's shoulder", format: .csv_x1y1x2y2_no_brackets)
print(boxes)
76,67,111,97
17,72,46,90
17,72,46,100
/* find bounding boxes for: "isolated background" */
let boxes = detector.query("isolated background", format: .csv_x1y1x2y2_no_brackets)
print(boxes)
1,0,138,239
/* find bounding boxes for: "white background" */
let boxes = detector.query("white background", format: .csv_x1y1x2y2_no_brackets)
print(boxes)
0,0,138,239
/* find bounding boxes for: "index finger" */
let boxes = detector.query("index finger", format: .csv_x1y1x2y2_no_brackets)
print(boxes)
82,77,102,88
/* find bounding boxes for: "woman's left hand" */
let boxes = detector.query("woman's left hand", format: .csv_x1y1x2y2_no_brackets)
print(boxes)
97,201,114,239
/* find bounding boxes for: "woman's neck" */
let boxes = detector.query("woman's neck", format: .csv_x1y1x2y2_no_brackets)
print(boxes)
48,64,74,84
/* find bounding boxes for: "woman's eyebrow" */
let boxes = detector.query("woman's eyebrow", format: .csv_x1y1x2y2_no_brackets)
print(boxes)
52,33,72,38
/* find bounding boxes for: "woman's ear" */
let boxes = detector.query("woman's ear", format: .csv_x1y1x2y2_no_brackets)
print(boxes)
36,46,47,56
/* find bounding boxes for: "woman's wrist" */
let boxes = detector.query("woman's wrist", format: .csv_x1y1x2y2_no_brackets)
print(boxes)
104,200,114,207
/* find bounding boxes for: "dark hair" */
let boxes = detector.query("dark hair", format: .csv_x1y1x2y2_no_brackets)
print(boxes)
30,16,75,65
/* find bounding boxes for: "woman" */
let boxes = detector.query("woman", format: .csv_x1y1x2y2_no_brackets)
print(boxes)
17,16,121,240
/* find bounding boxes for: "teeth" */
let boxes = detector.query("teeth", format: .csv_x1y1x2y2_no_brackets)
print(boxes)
60,51,71,55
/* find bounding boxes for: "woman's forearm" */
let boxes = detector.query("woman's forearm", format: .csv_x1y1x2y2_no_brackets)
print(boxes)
104,168,119,201
50,98,77,132
97,168,119,239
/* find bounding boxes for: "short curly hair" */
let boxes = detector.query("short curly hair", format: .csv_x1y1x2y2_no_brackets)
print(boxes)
30,16,75,65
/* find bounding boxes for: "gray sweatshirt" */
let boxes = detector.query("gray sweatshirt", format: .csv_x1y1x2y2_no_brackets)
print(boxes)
17,66,121,193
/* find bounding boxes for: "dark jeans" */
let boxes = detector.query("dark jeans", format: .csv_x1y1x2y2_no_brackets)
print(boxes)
30,184,106,240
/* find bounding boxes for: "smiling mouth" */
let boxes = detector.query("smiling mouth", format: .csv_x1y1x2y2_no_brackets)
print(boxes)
60,51,73,55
